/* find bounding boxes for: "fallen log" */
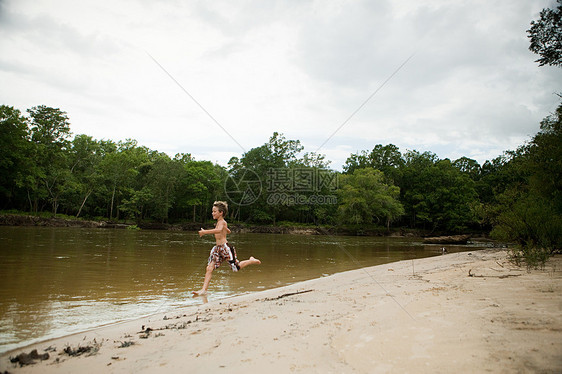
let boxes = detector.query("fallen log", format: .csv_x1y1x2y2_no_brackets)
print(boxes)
423,234,471,244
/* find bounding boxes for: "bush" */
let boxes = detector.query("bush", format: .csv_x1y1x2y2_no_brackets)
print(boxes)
491,191,562,269
509,245,552,270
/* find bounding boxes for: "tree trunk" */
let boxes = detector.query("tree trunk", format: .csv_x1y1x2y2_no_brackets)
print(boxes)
52,197,59,217
27,190,34,213
110,184,116,220
76,190,92,218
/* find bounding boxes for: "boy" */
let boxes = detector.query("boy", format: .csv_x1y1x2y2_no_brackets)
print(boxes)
192,201,261,296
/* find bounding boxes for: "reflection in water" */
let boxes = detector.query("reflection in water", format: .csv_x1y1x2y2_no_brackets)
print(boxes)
0,226,487,352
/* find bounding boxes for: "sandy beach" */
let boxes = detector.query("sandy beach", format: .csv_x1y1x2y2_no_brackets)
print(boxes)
2,249,561,373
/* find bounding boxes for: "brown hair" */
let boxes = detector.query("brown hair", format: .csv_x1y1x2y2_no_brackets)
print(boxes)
213,201,228,217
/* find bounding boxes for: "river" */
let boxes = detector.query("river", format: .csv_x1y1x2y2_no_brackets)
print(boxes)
0,226,491,353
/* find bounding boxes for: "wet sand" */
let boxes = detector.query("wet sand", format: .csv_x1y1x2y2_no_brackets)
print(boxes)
2,249,561,373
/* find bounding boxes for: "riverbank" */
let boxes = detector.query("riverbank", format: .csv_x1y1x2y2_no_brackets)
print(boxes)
0,213,391,235
0,213,480,238
2,249,561,373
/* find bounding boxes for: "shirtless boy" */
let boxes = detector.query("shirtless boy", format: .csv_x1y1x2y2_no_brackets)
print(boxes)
192,201,261,296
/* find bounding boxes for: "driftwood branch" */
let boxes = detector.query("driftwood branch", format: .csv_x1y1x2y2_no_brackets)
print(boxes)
264,289,314,301
468,269,522,279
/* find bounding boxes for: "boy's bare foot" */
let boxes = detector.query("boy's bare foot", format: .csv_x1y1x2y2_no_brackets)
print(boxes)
192,290,207,296
238,256,262,270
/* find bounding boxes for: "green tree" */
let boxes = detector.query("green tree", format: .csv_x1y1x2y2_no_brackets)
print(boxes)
367,144,404,181
0,105,30,208
343,144,403,185
398,151,478,232
453,157,481,180
338,168,404,230
98,140,149,220
172,158,225,223
268,132,305,167
66,135,104,217
477,155,517,206
27,105,72,215
397,150,437,228
233,133,298,223
527,104,562,210
490,103,562,266
144,152,184,222
120,187,153,223
342,150,370,174
491,187,560,267
527,0,562,67
233,132,333,224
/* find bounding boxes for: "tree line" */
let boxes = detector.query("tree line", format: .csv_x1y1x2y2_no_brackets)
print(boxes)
0,104,227,224
1,103,560,235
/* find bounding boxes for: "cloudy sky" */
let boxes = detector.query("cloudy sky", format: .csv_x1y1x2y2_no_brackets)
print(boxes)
1,0,560,170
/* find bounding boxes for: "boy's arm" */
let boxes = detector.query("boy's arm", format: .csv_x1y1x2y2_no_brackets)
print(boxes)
199,220,228,237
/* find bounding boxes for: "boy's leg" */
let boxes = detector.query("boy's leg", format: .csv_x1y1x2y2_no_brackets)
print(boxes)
193,263,215,296
238,256,261,269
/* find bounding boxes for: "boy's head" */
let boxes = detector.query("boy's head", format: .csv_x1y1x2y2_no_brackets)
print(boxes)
212,201,228,219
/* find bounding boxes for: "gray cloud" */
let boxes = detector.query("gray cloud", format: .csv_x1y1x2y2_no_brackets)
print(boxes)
0,0,559,169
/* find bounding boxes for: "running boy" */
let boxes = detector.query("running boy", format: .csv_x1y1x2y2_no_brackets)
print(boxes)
192,201,261,296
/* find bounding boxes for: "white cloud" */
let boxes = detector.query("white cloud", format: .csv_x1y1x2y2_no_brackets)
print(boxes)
0,0,560,170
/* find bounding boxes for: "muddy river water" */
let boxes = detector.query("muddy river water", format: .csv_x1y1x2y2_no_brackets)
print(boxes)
0,226,491,352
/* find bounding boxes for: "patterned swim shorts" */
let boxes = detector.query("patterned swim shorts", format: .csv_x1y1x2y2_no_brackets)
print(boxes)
208,243,240,271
